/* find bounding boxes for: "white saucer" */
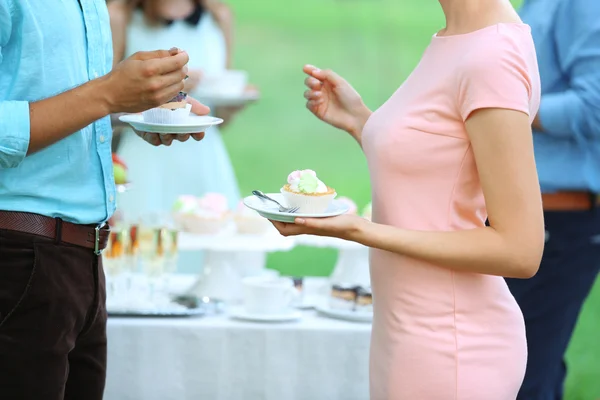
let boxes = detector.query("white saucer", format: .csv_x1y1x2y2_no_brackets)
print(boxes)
195,91,260,107
119,114,223,134
243,193,349,223
315,305,373,323
229,308,302,323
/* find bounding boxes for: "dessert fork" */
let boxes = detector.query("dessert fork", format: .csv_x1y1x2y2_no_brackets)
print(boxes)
252,190,299,213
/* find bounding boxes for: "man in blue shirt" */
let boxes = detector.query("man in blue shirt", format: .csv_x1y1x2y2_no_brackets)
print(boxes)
0,1,208,398
506,0,600,398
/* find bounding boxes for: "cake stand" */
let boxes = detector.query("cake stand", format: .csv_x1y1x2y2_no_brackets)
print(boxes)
296,235,370,287
178,229,296,304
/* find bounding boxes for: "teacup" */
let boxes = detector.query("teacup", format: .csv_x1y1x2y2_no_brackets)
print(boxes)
242,276,298,315
197,70,248,97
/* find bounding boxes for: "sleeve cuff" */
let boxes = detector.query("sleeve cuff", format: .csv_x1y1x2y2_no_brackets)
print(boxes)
0,101,31,168
538,91,584,139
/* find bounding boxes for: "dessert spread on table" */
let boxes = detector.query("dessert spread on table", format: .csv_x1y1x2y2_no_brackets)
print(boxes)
233,200,271,234
330,284,373,313
280,169,337,213
173,193,232,234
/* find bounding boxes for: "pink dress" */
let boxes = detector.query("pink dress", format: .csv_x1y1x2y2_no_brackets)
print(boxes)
361,24,541,400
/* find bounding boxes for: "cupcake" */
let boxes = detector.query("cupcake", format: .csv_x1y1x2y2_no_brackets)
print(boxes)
172,193,231,234
142,91,192,124
336,196,358,215
280,170,336,213
234,200,271,235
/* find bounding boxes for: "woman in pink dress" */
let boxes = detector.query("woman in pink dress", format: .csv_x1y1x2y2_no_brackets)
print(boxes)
271,0,545,399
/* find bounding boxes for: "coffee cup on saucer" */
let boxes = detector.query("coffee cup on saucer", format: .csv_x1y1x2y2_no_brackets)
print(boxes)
242,276,299,315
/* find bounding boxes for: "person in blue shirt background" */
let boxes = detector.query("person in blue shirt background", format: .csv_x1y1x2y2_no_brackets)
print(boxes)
506,0,600,398
0,0,208,398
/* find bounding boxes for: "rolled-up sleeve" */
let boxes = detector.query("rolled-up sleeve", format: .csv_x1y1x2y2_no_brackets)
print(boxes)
0,1,31,169
538,0,600,140
0,101,31,168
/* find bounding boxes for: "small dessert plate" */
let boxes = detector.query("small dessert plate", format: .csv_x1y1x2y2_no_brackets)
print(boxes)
119,114,223,134
315,305,373,323
229,308,302,323
243,193,349,223
195,91,260,107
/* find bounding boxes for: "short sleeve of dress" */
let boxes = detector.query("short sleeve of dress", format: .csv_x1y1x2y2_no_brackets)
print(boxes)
457,31,534,122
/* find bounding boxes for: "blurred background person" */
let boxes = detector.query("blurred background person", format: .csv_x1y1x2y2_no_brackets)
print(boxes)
505,0,600,399
108,0,253,217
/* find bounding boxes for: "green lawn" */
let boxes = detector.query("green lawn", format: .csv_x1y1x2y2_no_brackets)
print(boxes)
221,1,600,398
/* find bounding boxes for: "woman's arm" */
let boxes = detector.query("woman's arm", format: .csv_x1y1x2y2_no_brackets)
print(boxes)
358,108,544,278
202,0,234,69
276,108,545,278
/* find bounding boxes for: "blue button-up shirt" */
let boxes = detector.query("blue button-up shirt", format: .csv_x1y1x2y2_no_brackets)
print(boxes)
521,0,600,192
0,0,115,224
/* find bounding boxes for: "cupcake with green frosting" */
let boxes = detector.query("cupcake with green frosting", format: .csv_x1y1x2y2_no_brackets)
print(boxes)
281,169,336,213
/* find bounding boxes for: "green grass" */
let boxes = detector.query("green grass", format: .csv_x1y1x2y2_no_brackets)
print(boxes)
221,1,600,398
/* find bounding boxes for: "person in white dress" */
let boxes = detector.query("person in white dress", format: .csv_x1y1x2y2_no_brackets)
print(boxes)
108,0,246,218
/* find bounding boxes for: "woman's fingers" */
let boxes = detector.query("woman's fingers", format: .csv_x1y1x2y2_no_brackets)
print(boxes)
303,89,322,100
304,76,323,90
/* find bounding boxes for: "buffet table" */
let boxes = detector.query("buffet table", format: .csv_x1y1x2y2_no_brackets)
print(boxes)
104,276,372,400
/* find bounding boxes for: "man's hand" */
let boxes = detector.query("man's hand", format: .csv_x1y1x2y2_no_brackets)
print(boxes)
135,96,209,146
100,48,190,114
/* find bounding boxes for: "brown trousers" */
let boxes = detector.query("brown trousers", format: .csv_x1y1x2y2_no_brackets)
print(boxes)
0,229,107,399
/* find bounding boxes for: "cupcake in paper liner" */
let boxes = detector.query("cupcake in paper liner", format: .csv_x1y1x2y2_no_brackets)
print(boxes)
142,92,192,124
172,193,232,235
280,170,336,214
234,200,271,235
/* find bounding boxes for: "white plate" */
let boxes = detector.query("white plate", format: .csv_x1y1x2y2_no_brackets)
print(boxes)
315,305,373,323
243,193,349,223
119,114,223,134
195,91,260,107
229,308,302,323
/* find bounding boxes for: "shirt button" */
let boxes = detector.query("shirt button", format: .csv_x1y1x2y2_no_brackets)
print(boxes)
99,135,105,143
109,195,115,202
93,70,99,79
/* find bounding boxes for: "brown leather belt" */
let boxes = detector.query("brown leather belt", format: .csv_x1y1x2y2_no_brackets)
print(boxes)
0,211,110,254
542,191,600,211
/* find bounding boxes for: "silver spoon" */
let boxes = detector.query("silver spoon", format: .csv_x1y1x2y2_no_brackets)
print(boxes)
252,190,299,213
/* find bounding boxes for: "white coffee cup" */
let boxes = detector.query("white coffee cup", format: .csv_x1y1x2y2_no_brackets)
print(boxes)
242,276,298,315
198,70,248,97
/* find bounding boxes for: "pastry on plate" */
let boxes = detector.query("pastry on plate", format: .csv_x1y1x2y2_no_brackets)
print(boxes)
173,193,231,234
234,200,271,235
329,284,358,311
355,287,373,313
142,91,192,124
280,169,336,213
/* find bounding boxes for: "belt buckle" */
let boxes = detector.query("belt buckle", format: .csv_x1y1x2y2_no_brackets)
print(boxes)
94,224,103,255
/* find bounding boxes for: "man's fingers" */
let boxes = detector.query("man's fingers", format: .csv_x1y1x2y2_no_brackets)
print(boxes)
176,134,191,142
131,49,177,61
191,132,206,141
144,51,189,76
187,97,210,115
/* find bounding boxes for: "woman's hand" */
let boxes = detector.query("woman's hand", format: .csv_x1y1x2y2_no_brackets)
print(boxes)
270,214,369,241
303,64,372,143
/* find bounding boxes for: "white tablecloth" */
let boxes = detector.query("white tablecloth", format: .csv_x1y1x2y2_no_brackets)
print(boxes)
105,284,372,400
